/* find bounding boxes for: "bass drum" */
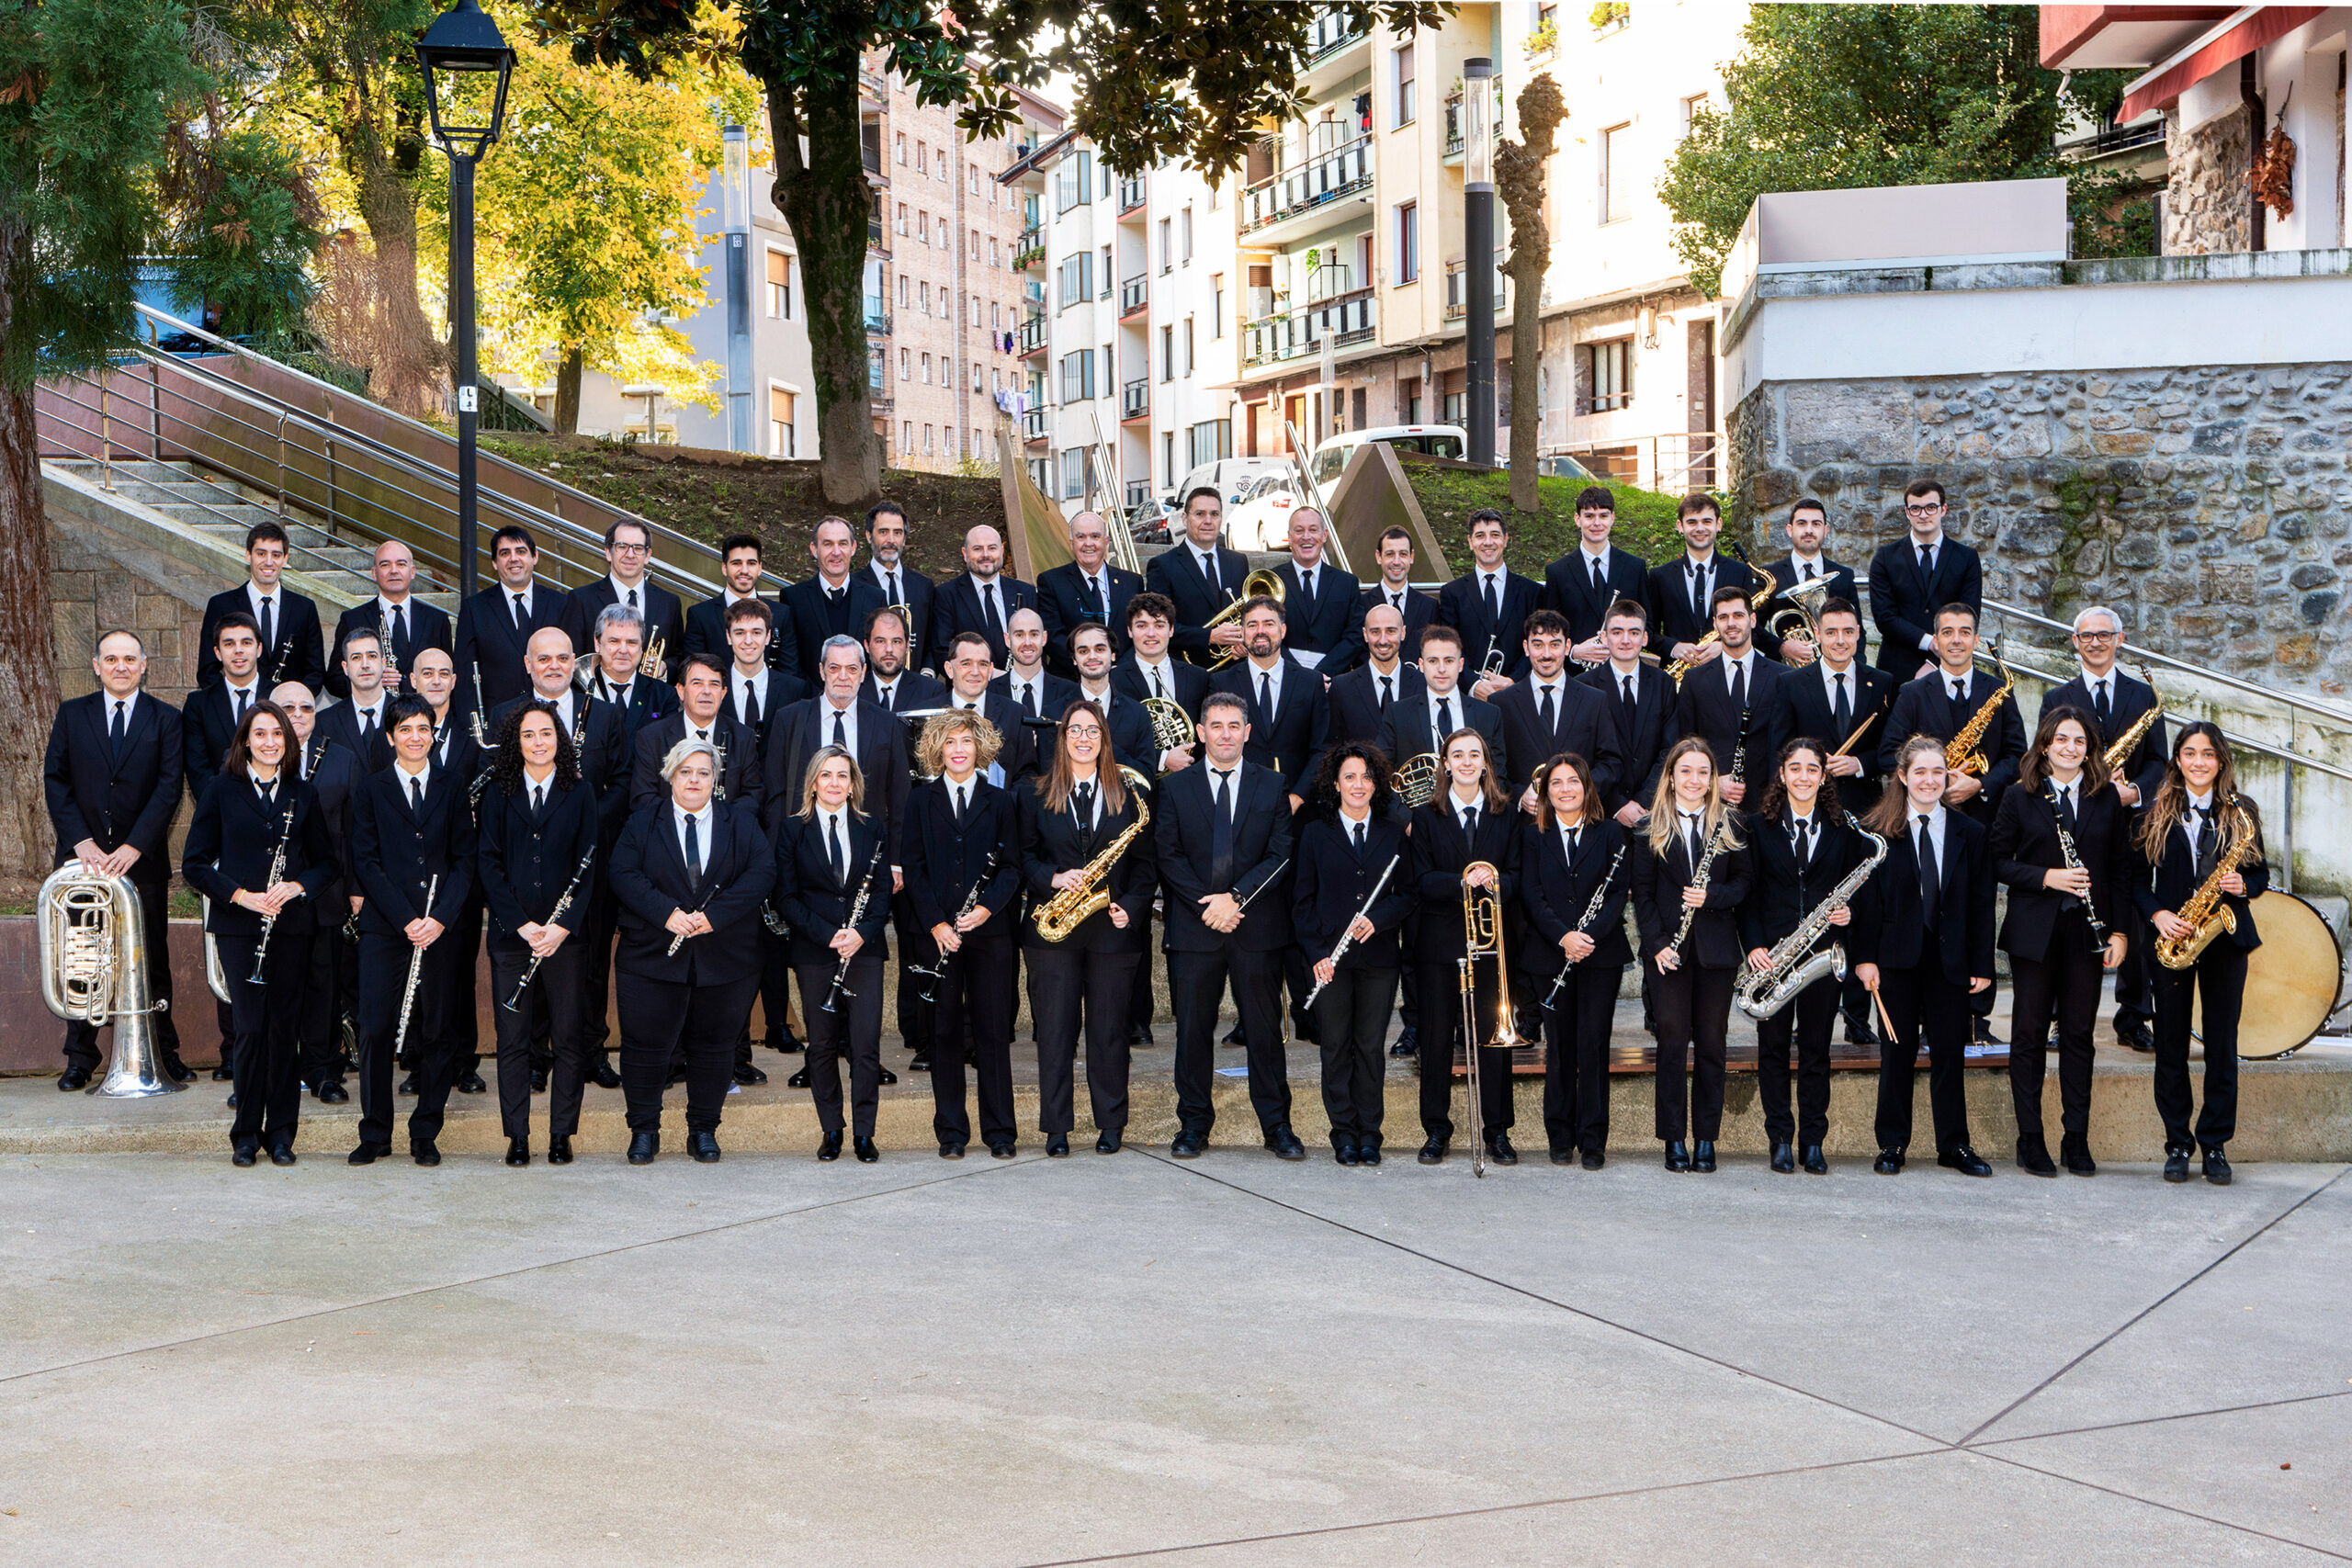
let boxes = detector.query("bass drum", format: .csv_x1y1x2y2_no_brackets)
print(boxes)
2194,891,2343,1060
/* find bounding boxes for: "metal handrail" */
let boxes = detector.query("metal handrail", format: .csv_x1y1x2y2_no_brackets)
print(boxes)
1990,645,2352,785
1983,596,2350,728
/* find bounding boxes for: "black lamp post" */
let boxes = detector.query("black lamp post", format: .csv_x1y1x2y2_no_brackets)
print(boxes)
1463,57,1496,467
417,0,515,602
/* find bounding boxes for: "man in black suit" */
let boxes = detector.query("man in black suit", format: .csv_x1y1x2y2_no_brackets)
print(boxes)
762,635,911,862
1155,691,1302,1159
722,598,808,760
1273,508,1366,676
456,524,589,723
198,521,326,693
1578,599,1672,823
1359,525,1438,660
1492,609,1622,808
491,627,629,816
1067,621,1159,774
581,602,676,754
862,501,936,674
779,515,885,683
1037,510,1142,676
685,532,798,687
1376,624,1500,791
550,612,658,1086
1144,485,1250,666
940,630,1039,784
1110,592,1207,774
1644,491,1764,671
44,629,188,1087
989,607,1079,730
1541,486,1649,660
1758,497,1862,668
1667,586,1787,809
184,612,268,807
312,626,396,778
1438,508,1544,698
1329,602,1421,750
630,653,764,817
1867,479,1983,681
277,682,359,1101
328,538,453,699
928,524,1036,671
567,517,686,682
859,604,945,716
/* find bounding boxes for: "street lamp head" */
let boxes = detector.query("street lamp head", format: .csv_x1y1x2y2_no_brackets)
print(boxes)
721,123,751,235
417,0,515,162
1463,57,1494,187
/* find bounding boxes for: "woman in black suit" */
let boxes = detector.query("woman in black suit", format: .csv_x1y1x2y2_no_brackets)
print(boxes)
1630,735,1752,1173
1736,739,1877,1177
2135,721,2269,1186
478,701,601,1167
1019,698,1155,1156
1408,728,1523,1167
902,712,1022,1159
183,700,335,1167
607,738,775,1165
1521,752,1630,1170
1992,707,2133,1177
1295,742,1412,1165
775,744,894,1162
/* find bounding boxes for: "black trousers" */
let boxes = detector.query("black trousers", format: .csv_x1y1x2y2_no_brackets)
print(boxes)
1129,942,1158,1032
216,932,306,1146
357,930,459,1149
895,905,935,1057
1026,944,1140,1134
298,918,345,1089
1417,957,1514,1142
732,924,793,1070
797,953,885,1137
1170,945,1289,1135
1313,964,1396,1149
1650,961,1735,1142
2152,942,2246,1152
1756,970,1838,1148
2009,911,2104,1153
930,935,1017,1146
448,896,484,1072
62,876,180,1073
617,968,759,1134
2112,907,2156,1025
488,935,589,1140
1874,959,1973,1155
581,889,619,1058
1541,962,1621,1156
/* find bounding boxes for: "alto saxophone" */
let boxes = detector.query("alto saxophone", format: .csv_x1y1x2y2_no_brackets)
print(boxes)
2154,793,2257,970
1035,768,1152,942
1734,827,1886,1019
1667,547,1776,688
2099,664,2165,774
1946,643,2018,777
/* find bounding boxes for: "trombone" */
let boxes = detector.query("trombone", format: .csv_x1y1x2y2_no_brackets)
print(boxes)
1201,568,1286,671
1459,863,1525,1178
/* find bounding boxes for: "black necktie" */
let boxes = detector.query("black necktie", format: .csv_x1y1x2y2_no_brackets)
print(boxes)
257,595,275,659
1483,572,1500,627
953,784,968,826
1210,769,1234,889
1565,828,1579,862
887,570,900,605
1020,682,1037,719
1260,671,1273,723
1075,781,1095,831
1299,569,1314,604
1149,666,1164,700
2094,679,2112,729
1621,674,1636,728
2193,804,2216,875
743,680,761,729
1690,563,1706,621
1917,814,1939,927
257,778,274,808
1792,817,1812,873
685,811,702,884
530,783,544,814
411,774,424,813
1379,674,1394,711
1435,696,1453,738
1086,574,1104,616
1390,591,1404,615
982,582,1002,642
2056,784,2077,834
831,709,848,750
1352,818,1365,851
109,699,127,761
1832,672,1851,739
1590,557,1604,594
391,604,406,655
1800,563,1815,583
627,588,639,612
1728,658,1747,717
1201,551,1220,600
233,686,251,721
1538,682,1556,736
1461,805,1477,834
876,682,893,714
1683,811,1704,873
507,593,524,632
828,814,845,882
1951,678,1969,728
1918,545,1934,581
360,707,377,746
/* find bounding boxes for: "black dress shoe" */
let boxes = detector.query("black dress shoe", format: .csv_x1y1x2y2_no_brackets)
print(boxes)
1938,1145,1993,1178
1357,1145,1382,1166
877,1065,898,1086
939,1142,966,1159
773,1031,804,1055
224,1092,237,1109
347,1141,392,1166
1485,1133,1519,1167
2062,1139,2097,1177
412,1142,442,1167
232,1143,259,1168
783,1064,811,1089
628,1131,660,1166
1391,1025,1419,1058
907,1054,931,1073
1690,1139,1716,1173
2202,1147,2232,1185
212,1065,234,1082
397,1073,417,1095
163,1055,196,1083
1417,1136,1447,1166
688,1132,722,1164
1972,1019,2005,1046
2164,1146,2192,1182
1127,1022,1153,1046
1770,1142,1796,1174
57,1066,91,1091
1874,1146,1905,1175
733,1062,767,1086
1800,1145,1826,1175
1266,1125,1306,1160
1549,1147,1576,1166
505,1137,530,1168
1842,1008,1879,1046
854,1136,878,1163
548,1136,574,1165
1170,1129,1207,1159
268,1139,297,1168
530,1067,548,1094
590,1060,622,1089
1222,1026,1246,1046
1581,1149,1606,1171
817,1130,842,1161
1335,1143,1361,1166
457,1070,487,1094
2017,1141,2057,1177
989,1141,1016,1159
2116,1017,2156,1054
1665,1140,1690,1172
316,1080,349,1104
1095,1128,1123,1155
1046,1134,1070,1157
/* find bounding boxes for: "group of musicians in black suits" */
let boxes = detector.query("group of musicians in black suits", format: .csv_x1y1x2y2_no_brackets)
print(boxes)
43,479,2262,1183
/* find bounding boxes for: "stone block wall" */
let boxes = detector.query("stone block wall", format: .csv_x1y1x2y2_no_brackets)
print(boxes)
47,528,210,706
2164,103,2252,257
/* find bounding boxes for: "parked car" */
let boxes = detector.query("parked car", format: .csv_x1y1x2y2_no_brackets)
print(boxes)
1173,457,1294,513
1306,424,1470,488
1224,471,1303,551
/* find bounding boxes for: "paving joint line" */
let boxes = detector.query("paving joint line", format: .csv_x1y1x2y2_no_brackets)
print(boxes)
1974,1447,2352,1562
1970,1387,2352,1449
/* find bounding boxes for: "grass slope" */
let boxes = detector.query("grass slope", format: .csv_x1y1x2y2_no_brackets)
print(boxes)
1403,461,1686,579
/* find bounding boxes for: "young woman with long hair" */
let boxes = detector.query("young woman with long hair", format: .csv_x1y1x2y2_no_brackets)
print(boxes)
1520,751,1630,1168
775,746,894,1162
1295,742,1412,1165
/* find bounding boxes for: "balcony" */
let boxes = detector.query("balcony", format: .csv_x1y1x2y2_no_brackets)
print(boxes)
1241,287,1376,370
862,143,883,176
1018,314,1047,355
868,216,886,249
1442,258,1510,322
1121,378,1148,421
864,300,891,336
1125,479,1150,509
1117,175,1147,215
1239,134,1374,246
1119,274,1148,319
1443,85,1507,164
1023,407,1048,444
1298,12,1368,93
1012,225,1045,270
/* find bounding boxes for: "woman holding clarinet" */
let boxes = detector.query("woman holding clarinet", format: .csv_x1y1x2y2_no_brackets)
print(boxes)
775,746,894,1163
1520,752,1630,1169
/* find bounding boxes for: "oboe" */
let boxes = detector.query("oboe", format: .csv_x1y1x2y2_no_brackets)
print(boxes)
1668,818,1726,956
502,844,595,1011
2044,780,2110,952
1301,852,1400,1009
822,840,888,1012
392,874,441,1056
1541,843,1625,1010
911,848,999,1005
248,802,300,984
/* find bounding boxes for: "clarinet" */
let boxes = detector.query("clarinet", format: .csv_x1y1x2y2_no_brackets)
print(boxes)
502,843,596,1011
392,874,441,1056
1300,852,1400,1008
248,802,300,984
821,840,888,1012
1542,843,1626,1010
469,659,489,744
1668,818,1727,956
1728,688,1754,792
912,848,999,1005
2044,780,2110,952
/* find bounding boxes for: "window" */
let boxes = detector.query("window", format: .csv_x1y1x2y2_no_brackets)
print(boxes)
898,274,910,308
1403,376,1421,423
1159,217,1171,274
989,236,1000,266
769,388,796,457
971,296,982,327
1188,419,1231,469
898,347,910,380
1182,316,1194,376
1396,201,1419,283
765,251,793,319
1180,207,1193,263
1100,244,1113,296
1160,324,1173,382
1056,151,1092,212
937,152,948,183
919,280,930,312
1162,432,1175,487
1600,123,1632,224
901,419,913,453
1679,94,1708,139
1059,447,1086,501
971,229,980,261
923,423,934,454
896,202,909,236
1058,251,1093,308
921,353,932,384
1583,338,1634,412
990,301,1001,329
1060,348,1096,403
1393,43,1416,125
936,213,948,248
917,210,929,243
1211,274,1224,338
916,140,927,175
895,133,907,165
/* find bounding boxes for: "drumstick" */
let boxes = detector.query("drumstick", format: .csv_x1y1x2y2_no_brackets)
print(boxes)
1871,985,1900,1046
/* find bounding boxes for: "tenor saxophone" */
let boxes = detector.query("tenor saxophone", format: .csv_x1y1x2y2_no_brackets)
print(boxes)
2154,793,2257,970
1946,643,2018,777
1034,768,1152,942
1733,828,1886,1019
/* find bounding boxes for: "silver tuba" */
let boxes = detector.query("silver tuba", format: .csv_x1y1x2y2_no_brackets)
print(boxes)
39,864,183,1097
1734,827,1887,1021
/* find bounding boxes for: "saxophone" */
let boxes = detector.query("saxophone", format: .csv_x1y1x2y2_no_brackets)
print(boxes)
1734,827,1887,1019
1666,548,1776,688
2099,664,2165,774
1035,767,1152,943
1945,643,2018,777
2154,793,2257,970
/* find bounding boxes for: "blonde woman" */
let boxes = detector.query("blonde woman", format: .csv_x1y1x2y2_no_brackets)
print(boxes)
775,745,893,1162
1407,728,1521,1167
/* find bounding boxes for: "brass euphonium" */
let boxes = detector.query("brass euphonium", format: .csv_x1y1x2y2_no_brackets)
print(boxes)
1202,569,1287,671
1766,571,1833,659
39,863,182,1097
1459,862,1524,1178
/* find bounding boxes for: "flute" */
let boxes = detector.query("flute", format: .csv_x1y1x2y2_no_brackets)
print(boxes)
392,874,441,1056
1301,853,1400,1009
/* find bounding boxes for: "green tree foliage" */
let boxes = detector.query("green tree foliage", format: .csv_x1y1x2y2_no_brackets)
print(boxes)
166,127,328,339
1658,5,2135,299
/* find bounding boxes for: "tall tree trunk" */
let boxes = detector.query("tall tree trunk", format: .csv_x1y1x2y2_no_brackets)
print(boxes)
555,345,584,435
345,114,448,420
767,64,881,507
0,221,64,892
1496,75,1566,514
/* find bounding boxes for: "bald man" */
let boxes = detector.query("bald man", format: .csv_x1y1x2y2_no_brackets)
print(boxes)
1037,511,1143,677
928,524,1037,671
330,539,452,699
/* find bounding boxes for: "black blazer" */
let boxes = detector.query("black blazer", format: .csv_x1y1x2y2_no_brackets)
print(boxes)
1492,674,1623,800
1275,560,1367,675
928,573,1038,671
607,800,775,985
1153,759,1295,952
1518,817,1634,974
312,694,396,779
488,694,628,838
1407,796,1522,964
1629,815,1754,971
45,692,183,880
1036,561,1144,675
1110,654,1210,723
761,697,910,859
1210,653,1330,796
1016,777,1155,953
348,761,478,937
182,773,336,939
1643,553,1767,663
456,582,588,718
1579,661,1674,813
990,669,1080,734
181,681,266,804
1992,781,2137,964
899,776,1022,943
780,575,887,682
1878,667,2026,820
199,585,326,693
1436,568,1544,679
1735,809,1882,955
2041,671,2167,802
684,592,799,684
1764,660,1896,818
860,558,937,672
475,776,601,938
1378,686,1502,777
1757,556,1864,663
1867,536,1983,678
1145,542,1250,662
1066,687,1158,773
1866,809,1996,983
582,671,678,760
1358,582,1439,659
1328,662,1422,751
567,578,686,674
860,670,947,719
773,808,895,969
2132,804,2270,951
1292,813,1412,972
1542,546,1649,645
721,667,813,753
328,598,453,697
630,710,763,817
1668,653,1790,795
297,735,362,898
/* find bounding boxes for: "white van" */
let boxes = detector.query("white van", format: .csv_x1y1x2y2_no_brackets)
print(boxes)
1307,424,1469,488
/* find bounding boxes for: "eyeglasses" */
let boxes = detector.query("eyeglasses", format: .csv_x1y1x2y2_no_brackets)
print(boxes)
2075,630,2119,642
611,541,651,557
1064,726,1103,740
1904,502,1943,515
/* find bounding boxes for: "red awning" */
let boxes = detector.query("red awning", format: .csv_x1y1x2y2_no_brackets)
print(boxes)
2118,6,2324,122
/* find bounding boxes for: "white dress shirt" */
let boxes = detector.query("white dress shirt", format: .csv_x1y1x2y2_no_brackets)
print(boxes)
1817,659,1860,708
732,666,770,726
607,572,652,607
1133,653,1179,700
1912,803,1948,871
1423,683,1463,740
221,677,261,717
819,698,859,756
673,799,715,866
1720,648,1756,699
1248,657,1285,718
2178,788,2217,856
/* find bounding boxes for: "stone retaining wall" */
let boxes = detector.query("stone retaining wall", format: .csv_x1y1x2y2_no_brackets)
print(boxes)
2165,102,2254,257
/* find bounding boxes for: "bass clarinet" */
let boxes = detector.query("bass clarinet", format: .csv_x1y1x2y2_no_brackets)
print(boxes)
248,803,300,984
502,845,596,1011
1300,853,1400,1009
1541,844,1626,1011
821,840,888,1012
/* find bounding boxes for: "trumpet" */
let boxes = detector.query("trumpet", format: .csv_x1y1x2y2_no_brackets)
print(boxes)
1459,862,1525,1178
639,632,668,682
1202,569,1286,671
